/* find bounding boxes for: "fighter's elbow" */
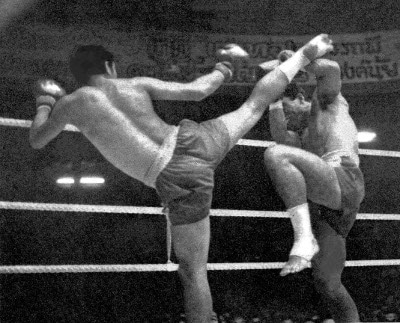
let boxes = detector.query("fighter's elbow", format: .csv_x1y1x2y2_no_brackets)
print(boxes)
29,139,44,150
29,133,46,150
330,60,340,69
189,80,220,101
324,60,341,75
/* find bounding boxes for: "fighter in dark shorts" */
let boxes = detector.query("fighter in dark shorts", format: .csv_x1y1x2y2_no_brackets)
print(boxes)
156,118,231,225
30,35,334,323
262,48,365,322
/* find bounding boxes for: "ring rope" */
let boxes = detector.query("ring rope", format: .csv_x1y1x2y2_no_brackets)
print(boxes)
1,259,400,274
2,118,399,275
1,117,400,158
0,201,399,221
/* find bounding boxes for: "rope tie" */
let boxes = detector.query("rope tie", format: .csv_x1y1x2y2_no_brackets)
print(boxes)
162,205,173,265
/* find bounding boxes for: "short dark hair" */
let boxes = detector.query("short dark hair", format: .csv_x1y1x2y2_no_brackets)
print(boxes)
69,45,114,85
282,82,305,100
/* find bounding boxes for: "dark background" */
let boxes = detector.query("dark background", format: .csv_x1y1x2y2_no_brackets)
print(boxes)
1,0,400,322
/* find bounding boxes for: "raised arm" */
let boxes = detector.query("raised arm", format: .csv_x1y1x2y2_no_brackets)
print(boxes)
139,44,249,101
136,68,227,101
29,80,70,149
304,58,341,106
268,100,302,147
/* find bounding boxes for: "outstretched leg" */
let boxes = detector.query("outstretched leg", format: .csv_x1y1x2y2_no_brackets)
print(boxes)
171,216,213,323
264,144,342,276
217,34,334,148
312,216,359,323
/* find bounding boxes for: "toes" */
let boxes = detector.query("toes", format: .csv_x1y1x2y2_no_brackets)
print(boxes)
280,256,311,276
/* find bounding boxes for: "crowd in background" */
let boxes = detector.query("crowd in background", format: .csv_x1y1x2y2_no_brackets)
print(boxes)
3,264,399,322
157,266,400,322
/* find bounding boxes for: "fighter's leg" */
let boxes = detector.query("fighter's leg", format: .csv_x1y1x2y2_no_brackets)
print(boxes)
218,34,334,149
312,218,359,323
264,145,341,275
264,145,341,209
171,216,212,323
217,68,288,149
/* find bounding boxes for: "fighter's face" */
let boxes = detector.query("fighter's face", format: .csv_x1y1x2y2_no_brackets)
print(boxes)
282,94,311,132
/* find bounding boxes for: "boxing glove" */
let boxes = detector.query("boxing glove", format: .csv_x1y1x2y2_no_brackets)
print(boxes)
278,50,295,63
214,44,249,82
34,79,66,112
216,44,249,63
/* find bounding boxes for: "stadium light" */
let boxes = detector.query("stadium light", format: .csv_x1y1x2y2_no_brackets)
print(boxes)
56,176,75,187
79,176,105,187
358,131,376,143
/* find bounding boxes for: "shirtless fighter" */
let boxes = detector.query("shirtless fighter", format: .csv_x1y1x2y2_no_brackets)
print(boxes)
262,48,365,322
30,35,333,323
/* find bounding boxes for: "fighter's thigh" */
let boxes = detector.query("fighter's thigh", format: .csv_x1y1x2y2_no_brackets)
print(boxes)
276,146,341,209
217,102,265,149
312,219,346,282
171,216,211,268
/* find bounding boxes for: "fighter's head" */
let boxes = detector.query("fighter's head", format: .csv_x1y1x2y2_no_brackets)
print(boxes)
281,82,311,132
69,45,116,86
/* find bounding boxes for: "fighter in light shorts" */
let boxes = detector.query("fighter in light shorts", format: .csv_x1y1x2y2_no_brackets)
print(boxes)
262,48,365,322
29,35,334,323
312,152,365,239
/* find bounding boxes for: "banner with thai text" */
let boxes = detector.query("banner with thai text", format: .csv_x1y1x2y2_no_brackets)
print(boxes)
0,23,399,87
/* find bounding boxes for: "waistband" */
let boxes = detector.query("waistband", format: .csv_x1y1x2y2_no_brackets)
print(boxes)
321,149,360,167
142,126,179,188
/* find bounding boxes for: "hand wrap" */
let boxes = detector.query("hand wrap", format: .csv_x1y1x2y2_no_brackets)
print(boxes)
214,61,233,82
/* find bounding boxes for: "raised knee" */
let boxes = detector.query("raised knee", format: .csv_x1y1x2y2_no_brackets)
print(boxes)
264,144,287,165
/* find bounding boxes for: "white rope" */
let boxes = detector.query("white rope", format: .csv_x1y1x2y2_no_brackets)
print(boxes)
2,118,399,275
0,201,399,221
1,117,399,158
0,117,79,132
0,259,399,274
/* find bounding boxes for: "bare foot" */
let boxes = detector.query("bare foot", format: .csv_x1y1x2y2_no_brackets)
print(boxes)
301,34,334,61
280,238,319,276
280,255,312,276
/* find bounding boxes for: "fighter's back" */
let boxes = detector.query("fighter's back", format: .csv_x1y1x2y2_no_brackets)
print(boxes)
66,77,176,181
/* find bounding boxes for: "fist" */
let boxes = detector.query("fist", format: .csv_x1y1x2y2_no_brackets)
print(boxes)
278,50,295,63
34,79,66,98
217,44,249,63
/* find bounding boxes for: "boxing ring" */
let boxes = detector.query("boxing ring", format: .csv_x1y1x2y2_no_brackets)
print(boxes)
0,118,400,323
1,116,400,277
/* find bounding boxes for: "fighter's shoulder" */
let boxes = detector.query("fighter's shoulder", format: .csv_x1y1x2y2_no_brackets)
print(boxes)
72,86,98,96
311,89,347,111
69,86,108,104
53,88,95,113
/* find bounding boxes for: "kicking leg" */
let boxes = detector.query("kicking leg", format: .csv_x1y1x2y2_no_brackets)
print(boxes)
218,34,333,148
217,67,289,149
